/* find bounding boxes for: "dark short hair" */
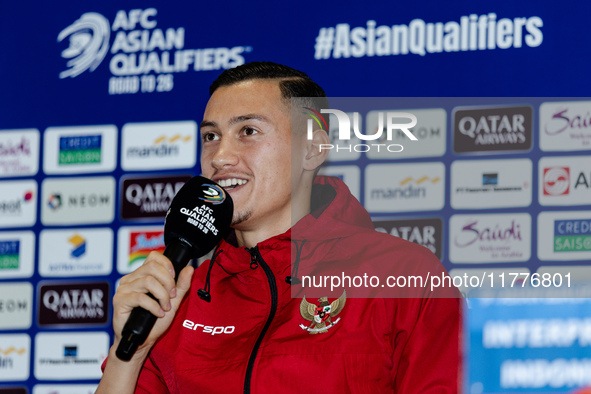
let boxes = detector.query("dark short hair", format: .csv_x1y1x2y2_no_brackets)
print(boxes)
209,61,329,130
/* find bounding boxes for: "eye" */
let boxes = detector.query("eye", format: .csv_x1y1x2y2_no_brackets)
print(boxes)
242,127,259,136
201,132,219,142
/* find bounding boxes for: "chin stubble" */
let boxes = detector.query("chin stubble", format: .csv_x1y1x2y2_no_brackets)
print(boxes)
231,210,253,226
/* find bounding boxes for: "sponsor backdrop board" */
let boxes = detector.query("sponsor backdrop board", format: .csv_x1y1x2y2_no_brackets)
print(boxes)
1,1,591,392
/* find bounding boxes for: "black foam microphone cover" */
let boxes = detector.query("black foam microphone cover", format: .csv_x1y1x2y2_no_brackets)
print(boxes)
116,176,233,361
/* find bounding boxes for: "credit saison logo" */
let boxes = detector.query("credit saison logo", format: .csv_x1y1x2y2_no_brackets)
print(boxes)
59,135,102,165
39,282,109,326
554,219,591,252
121,174,190,220
314,13,543,60
453,106,532,153
0,240,19,270
58,8,252,95
305,108,417,153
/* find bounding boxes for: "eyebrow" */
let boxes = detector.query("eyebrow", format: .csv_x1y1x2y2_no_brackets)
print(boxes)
200,114,270,129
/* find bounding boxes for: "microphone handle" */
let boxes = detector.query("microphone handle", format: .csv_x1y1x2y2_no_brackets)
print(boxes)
115,239,194,361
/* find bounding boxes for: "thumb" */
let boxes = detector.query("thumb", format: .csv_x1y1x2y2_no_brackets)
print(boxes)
171,265,194,310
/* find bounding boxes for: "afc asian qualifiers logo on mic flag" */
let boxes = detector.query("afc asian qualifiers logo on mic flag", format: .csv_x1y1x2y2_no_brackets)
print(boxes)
199,184,226,205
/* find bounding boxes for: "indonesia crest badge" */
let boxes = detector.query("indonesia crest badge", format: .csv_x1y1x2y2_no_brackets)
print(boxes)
299,290,346,334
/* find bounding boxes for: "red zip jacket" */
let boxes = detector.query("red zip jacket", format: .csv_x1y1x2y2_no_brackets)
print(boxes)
129,176,462,393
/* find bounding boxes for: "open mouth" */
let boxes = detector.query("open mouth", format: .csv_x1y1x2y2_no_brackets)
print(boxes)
218,178,248,191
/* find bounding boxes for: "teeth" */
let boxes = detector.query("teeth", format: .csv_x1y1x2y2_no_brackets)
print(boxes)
219,178,247,188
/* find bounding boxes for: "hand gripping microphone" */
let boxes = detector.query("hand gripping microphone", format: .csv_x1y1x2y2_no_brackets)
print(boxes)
116,176,233,361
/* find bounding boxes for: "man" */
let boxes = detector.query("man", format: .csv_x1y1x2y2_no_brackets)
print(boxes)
98,62,461,393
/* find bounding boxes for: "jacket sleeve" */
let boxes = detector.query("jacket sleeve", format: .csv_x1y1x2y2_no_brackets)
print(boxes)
392,296,463,393
100,354,169,394
135,353,170,394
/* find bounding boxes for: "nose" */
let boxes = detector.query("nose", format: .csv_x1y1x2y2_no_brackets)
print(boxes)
211,137,239,170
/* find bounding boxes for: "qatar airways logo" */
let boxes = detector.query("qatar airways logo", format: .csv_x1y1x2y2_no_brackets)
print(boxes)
305,108,417,153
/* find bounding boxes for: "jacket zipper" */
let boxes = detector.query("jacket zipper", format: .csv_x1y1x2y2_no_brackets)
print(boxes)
244,246,278,394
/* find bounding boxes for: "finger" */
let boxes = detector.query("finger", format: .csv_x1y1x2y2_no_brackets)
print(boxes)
125,259,176,298
133,293,166,318
120,254,176,294
114,292,165,318
129,275,172,312
171,265,194,310
145,251,175,278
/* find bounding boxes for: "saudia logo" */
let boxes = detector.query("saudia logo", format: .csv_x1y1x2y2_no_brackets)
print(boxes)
304,108,417,153
198,184,226,205
58,9,252,95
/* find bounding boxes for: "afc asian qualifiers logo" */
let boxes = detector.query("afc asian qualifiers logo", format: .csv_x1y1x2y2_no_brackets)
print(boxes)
199,184,226,205
299,290,346,334
58,13,110,79
543,167,570,196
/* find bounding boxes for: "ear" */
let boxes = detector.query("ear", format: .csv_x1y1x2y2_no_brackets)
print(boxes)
303,128,330,171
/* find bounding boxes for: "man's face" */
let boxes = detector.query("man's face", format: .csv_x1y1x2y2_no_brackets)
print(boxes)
200,79,296,231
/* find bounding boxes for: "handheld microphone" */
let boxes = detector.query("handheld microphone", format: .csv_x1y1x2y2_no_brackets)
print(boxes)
116,176,233,361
